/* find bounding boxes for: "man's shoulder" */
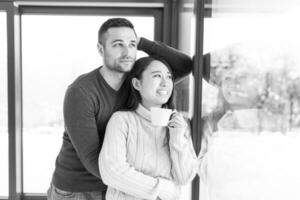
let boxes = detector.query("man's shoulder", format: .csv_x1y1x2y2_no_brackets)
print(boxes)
70,67,100,87
62,68,102,103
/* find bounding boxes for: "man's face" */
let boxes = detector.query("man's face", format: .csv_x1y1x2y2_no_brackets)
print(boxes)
98,27,137,73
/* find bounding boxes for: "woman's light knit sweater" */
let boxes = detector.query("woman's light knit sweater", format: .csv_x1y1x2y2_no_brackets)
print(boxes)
99,104,197,200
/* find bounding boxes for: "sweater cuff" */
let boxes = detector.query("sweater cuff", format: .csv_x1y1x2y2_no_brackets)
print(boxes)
157,178,179,200
169,128,187,149
138,37,154,52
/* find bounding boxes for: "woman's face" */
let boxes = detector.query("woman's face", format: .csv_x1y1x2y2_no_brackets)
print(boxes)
133,60,173,109
221,66,262,109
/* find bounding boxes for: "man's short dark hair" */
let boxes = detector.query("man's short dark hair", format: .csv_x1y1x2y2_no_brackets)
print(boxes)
98,18,136,44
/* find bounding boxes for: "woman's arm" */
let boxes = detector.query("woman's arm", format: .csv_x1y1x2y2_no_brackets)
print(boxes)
197,118,213,184
168,116,198,185
99,112,179,200
138,37,193,82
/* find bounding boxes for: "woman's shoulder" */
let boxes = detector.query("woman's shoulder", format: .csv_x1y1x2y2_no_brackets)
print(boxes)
105,111,137,134
111,110,133,118
109,110,137,123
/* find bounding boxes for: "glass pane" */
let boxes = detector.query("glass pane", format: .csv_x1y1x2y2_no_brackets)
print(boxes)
0,11,8,197
177,0,195,114
22,15,154,193
177,1,195,200
200,1,300,199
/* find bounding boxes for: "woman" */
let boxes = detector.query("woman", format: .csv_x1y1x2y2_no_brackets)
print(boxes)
99,56,197,200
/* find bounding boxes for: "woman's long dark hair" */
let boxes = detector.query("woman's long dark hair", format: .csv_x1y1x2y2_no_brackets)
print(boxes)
121,56,176,111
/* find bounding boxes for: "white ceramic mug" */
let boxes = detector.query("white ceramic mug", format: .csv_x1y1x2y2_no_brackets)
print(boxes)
150,107,173,127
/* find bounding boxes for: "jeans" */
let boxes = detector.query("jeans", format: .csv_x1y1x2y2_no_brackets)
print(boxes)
47,183,106,200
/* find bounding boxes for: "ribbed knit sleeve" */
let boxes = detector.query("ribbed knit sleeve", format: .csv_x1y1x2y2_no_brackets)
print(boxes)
138,37,193,82
168,121,198,185
99,112,180,200
197,119,213,184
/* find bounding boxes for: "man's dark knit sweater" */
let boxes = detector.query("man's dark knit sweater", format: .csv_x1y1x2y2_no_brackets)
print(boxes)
51,37,193,192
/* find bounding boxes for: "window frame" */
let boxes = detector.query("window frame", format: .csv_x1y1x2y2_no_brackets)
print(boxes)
0,3,10,200
3,2,23,200
190,0,205,199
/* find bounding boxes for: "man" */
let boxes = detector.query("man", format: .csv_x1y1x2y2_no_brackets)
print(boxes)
47,18,192,200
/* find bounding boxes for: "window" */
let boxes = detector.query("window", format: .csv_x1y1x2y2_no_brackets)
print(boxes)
0,11,8,197
200,1,300,199
21,15,154,193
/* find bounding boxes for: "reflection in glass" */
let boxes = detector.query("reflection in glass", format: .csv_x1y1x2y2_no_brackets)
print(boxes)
22,15,154,193
0,11,8,197
199,1,300,200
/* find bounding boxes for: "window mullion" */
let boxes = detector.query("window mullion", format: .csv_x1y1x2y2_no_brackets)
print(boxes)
8,3,23,200
191,0,205,200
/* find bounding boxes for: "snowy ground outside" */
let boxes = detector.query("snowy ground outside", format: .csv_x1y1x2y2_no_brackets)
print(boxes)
0,127,62,195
